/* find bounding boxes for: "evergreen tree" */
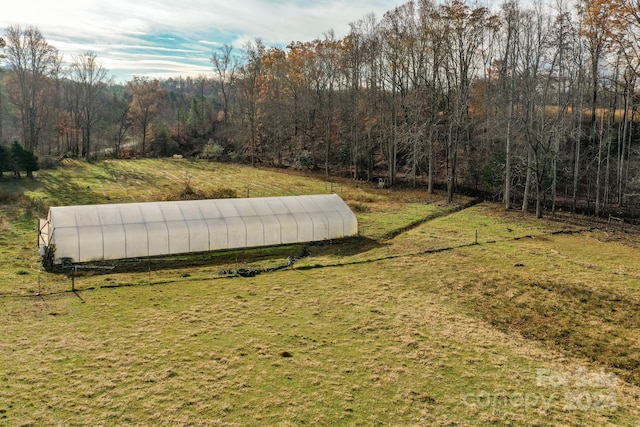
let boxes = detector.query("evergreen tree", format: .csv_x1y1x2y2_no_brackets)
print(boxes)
0,144,11,179
11,141,39,178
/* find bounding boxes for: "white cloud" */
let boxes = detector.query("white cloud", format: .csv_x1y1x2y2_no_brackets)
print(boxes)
1,0,392,82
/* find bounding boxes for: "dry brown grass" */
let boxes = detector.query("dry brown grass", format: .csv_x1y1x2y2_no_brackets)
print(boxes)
1,159,640,425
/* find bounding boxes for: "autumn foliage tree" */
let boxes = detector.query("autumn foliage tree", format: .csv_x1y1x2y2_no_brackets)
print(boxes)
4,0,640,219
127,77,165,155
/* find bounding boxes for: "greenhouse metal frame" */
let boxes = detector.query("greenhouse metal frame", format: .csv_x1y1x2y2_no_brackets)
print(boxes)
39,194,358,265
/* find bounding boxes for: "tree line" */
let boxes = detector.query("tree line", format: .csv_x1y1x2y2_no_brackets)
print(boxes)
2,0,640,218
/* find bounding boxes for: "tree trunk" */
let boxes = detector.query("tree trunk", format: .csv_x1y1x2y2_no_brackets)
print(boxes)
505,98,513,209
536,177,543,218
594,111,604,216
250,113,256,168
84,125,91,162
572,107,583,213
551,152,557,214
618,84,630,207
522,144,533,212
446,120,456,204
428,134,435,195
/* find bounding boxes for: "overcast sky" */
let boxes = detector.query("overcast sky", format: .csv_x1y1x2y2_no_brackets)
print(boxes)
1,0,394,84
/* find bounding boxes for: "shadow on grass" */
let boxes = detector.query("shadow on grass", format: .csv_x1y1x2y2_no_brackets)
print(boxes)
380,197,484,240
455,276,640,388
47,236,382,278
39,171,108,206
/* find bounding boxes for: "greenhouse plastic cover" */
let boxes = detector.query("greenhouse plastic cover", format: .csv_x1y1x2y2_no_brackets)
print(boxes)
42,194,358,264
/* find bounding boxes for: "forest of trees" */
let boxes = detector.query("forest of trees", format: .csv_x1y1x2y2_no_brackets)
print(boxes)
2,0,640,218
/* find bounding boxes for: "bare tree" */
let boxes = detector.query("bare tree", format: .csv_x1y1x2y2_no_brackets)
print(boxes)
238,39,265,167
437,0,499,203
498,0,522,209
258,47,291,166
356,14,381,182
111,90,131,158
379,7,407,187
547,1,575,213
342,21,365,180
63,73,82,156
68,52,110,160
3,25,59,152
304,31,341,177
211,44,238,124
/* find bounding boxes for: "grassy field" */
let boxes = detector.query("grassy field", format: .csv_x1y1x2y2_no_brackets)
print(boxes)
1,158,639,426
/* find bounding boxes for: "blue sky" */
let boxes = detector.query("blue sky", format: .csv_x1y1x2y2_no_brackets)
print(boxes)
1,0,394,84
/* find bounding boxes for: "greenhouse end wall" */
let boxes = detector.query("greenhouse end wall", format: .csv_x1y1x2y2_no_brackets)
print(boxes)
40,194,358,265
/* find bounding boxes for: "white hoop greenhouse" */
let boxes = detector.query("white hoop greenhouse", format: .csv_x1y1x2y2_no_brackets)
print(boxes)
38,194,358,265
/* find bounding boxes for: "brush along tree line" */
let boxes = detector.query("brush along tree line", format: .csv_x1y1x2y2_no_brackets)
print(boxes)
2,0,640,217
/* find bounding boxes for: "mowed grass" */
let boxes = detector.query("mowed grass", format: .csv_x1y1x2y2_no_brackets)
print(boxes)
1,159,640,426
22,158,343,208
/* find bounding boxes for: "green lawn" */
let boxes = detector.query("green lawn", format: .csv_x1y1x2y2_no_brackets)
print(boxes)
0,159,639,426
